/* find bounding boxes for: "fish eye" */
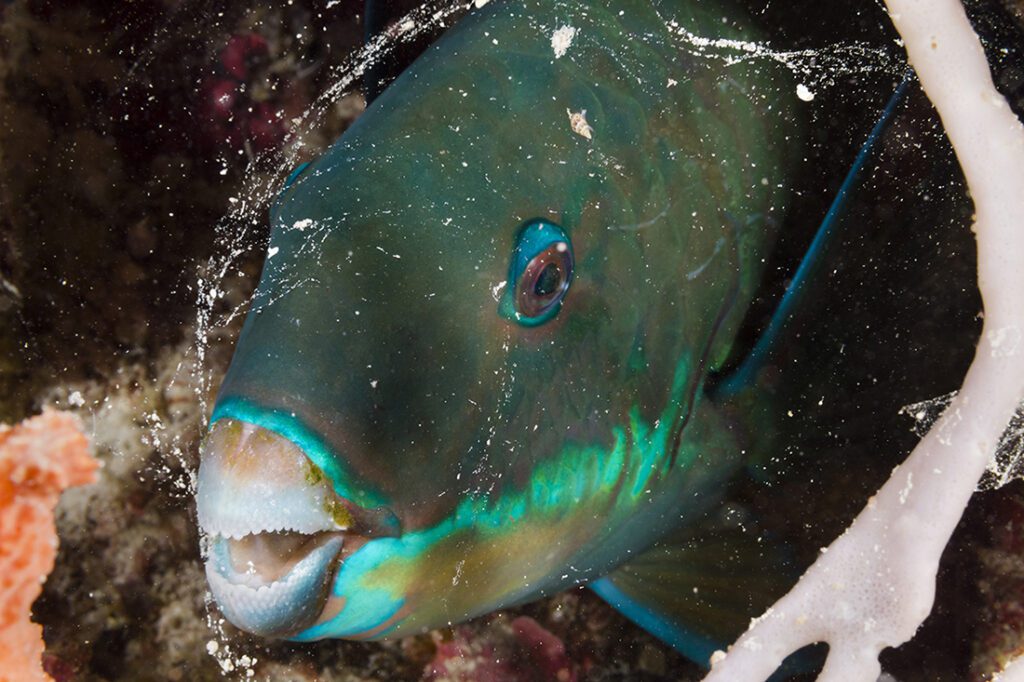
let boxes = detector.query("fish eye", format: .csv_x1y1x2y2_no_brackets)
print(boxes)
502,219,574,326
517,243,572,317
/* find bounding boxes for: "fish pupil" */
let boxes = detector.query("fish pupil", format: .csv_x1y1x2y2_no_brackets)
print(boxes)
534,262,562,297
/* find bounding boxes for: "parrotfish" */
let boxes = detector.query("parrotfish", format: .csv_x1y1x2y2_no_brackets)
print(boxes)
196,0,829,665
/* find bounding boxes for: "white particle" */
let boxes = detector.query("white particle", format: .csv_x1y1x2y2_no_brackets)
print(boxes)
267,246,279,258
796,83,815,102
551,25,577,59
490,280,507,302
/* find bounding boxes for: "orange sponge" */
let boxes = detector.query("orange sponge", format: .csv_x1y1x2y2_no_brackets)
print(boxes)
0,410,98,682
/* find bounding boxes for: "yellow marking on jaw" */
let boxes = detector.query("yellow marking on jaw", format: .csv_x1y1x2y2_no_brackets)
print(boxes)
325,497,354,529
305,459,326,486
304,459,354,527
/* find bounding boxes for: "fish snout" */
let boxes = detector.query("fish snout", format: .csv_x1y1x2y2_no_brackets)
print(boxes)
196,419,364,637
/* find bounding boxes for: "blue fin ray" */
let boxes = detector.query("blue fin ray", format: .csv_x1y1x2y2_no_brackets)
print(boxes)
711,70,915,400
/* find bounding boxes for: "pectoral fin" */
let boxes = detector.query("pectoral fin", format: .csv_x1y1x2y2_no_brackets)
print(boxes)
589,515,796,668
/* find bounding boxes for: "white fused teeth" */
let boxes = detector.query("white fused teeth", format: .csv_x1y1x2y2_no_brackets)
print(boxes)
196,419,350,539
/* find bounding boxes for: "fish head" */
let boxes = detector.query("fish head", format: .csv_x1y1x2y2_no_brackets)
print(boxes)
196,1,791,642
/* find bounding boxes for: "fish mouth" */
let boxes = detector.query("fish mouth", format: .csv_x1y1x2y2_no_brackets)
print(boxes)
196,418,385,638
204,531,345,637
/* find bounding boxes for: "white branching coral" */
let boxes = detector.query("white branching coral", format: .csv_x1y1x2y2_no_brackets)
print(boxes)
703,1,1024,680
995,656,1024,682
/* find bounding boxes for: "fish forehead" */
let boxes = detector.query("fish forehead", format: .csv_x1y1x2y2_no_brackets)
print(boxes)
274,0,701,235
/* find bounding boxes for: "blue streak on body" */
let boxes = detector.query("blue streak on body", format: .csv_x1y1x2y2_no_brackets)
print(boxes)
286,361,700,640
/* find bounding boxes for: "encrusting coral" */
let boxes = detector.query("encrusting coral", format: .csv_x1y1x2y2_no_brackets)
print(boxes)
0,410,97,682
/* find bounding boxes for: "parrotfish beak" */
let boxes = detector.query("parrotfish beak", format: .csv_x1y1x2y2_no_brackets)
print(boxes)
196,419,365,638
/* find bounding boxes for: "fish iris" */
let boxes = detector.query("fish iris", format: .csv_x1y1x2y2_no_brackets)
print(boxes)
518,243,572,318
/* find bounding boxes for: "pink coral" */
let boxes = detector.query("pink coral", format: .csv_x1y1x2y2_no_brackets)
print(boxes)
0,410,98,682
424,616,576,682
198,31,289,151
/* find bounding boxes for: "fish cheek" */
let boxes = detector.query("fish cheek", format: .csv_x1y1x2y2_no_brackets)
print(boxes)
370,522,592,632
523,290,636,445
574,226,654,423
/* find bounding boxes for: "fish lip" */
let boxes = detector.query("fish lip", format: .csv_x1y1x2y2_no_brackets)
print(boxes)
196,418,400,636
205,532,345,638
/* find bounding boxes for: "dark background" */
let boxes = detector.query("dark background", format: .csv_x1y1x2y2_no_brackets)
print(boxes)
2,1,1023,679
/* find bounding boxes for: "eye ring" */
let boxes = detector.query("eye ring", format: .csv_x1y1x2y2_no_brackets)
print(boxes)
501,219,574,326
